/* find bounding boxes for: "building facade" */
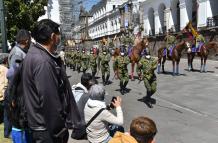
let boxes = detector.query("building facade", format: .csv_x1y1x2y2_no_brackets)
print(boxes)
141,0,218,36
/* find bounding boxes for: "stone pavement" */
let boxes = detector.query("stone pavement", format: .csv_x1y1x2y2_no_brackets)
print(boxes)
67,58,218,143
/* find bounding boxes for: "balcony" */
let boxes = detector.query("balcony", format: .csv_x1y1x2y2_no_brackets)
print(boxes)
207,15,218,28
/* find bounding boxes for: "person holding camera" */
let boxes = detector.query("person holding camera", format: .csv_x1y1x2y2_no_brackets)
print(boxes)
84,84,123,143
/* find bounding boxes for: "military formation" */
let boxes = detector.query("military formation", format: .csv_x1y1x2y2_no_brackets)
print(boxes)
64,22,208,107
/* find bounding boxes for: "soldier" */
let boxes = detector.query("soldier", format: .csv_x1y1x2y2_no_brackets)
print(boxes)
195,34,205,52
89,47,98,78
75,47,82,73
113,46,130,95
165,30,176,54
70,47,76,70
98,46,111,85
81,48,89,73
137,54,157,108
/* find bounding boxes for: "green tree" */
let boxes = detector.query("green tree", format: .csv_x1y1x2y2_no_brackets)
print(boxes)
4,0,48,42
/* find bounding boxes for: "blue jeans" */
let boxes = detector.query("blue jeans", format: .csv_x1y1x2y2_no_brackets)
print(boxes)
12,128,27,143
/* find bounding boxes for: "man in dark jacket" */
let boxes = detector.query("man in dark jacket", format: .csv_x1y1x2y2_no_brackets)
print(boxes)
22,19,81,143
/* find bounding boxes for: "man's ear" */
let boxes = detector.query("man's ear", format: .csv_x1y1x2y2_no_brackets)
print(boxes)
148,138,156,143
51,33,55,40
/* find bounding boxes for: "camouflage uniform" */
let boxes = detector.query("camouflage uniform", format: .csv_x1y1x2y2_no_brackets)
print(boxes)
137,56,157,103
165,35,176,50
89,49,98,78
196,34,205,50
69,49,76,70
75,49,82,72
65,51,71,67
98,48,111,85
113,55,130,95
81,50,89,73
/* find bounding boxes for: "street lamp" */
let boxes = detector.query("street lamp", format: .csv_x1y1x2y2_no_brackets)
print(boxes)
0,0,7,53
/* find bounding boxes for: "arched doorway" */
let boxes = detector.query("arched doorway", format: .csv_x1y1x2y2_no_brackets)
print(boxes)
171,0,180,32
148,8,155,36
158,3,166,34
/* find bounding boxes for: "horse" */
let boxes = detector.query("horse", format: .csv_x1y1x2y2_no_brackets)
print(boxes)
112,37,148,80
129,37,149,80
187,41,218,72
157,40,191,76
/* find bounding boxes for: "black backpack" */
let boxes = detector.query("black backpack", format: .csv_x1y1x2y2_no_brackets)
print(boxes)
4,62,28,129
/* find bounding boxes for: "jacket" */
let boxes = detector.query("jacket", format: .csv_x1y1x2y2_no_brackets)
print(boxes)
84,99,123,143
22,43,81,137
109,132,138,143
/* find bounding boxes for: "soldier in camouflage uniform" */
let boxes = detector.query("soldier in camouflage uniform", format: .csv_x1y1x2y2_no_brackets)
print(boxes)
165,31,176,52
195,34,205,52
98,46,111,85
81,48,89,73
75,47,82,73
89,48,98,78
69,48,76,70
137,54,157,107
113,46,130,95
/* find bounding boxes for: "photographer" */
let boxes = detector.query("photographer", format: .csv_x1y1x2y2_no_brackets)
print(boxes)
84,84,123,143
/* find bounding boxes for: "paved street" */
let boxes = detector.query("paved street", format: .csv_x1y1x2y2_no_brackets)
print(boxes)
67,58,218,143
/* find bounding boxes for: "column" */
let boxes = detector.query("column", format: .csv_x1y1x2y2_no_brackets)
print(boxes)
164,8,174,32
119,7,125,32
179,2,189,30
154,11,161,35
128,3,133,29
198,0,212,27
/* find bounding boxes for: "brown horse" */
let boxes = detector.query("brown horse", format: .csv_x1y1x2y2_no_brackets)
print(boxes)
129,37,149,80
157,40,191,76
187,41,218,72
112,37,149,80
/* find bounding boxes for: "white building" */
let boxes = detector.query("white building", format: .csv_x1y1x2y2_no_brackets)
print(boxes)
141,0,218,36
88,0,128,40
38,0,60,24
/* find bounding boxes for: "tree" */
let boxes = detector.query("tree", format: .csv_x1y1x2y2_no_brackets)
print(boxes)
4,0,48,42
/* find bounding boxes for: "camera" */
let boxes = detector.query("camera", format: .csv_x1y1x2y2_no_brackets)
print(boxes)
107,96,117,110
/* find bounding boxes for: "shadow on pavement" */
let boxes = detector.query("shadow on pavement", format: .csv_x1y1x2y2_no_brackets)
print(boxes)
137,97,156,108
184,69,214,73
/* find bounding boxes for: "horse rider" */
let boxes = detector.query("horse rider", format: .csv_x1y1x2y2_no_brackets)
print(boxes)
137,53,158,108
195,34,206,52
89,47,98,78
98,45,111,86
113,46,130,95
81,48,89,73
165,30,177,55
75,46,82,73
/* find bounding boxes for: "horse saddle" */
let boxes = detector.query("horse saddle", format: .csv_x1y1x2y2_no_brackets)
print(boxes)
192,42,204,53
163,45,175,57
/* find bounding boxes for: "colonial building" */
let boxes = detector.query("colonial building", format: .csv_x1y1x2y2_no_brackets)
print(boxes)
140,0,218,36
86,0,145,40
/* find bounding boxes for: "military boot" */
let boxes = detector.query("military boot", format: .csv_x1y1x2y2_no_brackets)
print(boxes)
105,74,110,85
102,75,106,86
123,81,129,93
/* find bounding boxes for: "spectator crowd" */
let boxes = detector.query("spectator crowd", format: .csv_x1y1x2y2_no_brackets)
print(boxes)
0,19,157,143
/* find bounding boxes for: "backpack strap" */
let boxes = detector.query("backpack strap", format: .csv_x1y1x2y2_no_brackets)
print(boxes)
86,108,105,127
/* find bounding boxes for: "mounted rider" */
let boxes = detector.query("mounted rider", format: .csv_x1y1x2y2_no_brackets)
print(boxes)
165,29,177,56
184,22,206,52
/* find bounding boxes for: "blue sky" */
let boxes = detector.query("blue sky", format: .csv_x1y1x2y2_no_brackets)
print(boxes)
83,0,101,11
